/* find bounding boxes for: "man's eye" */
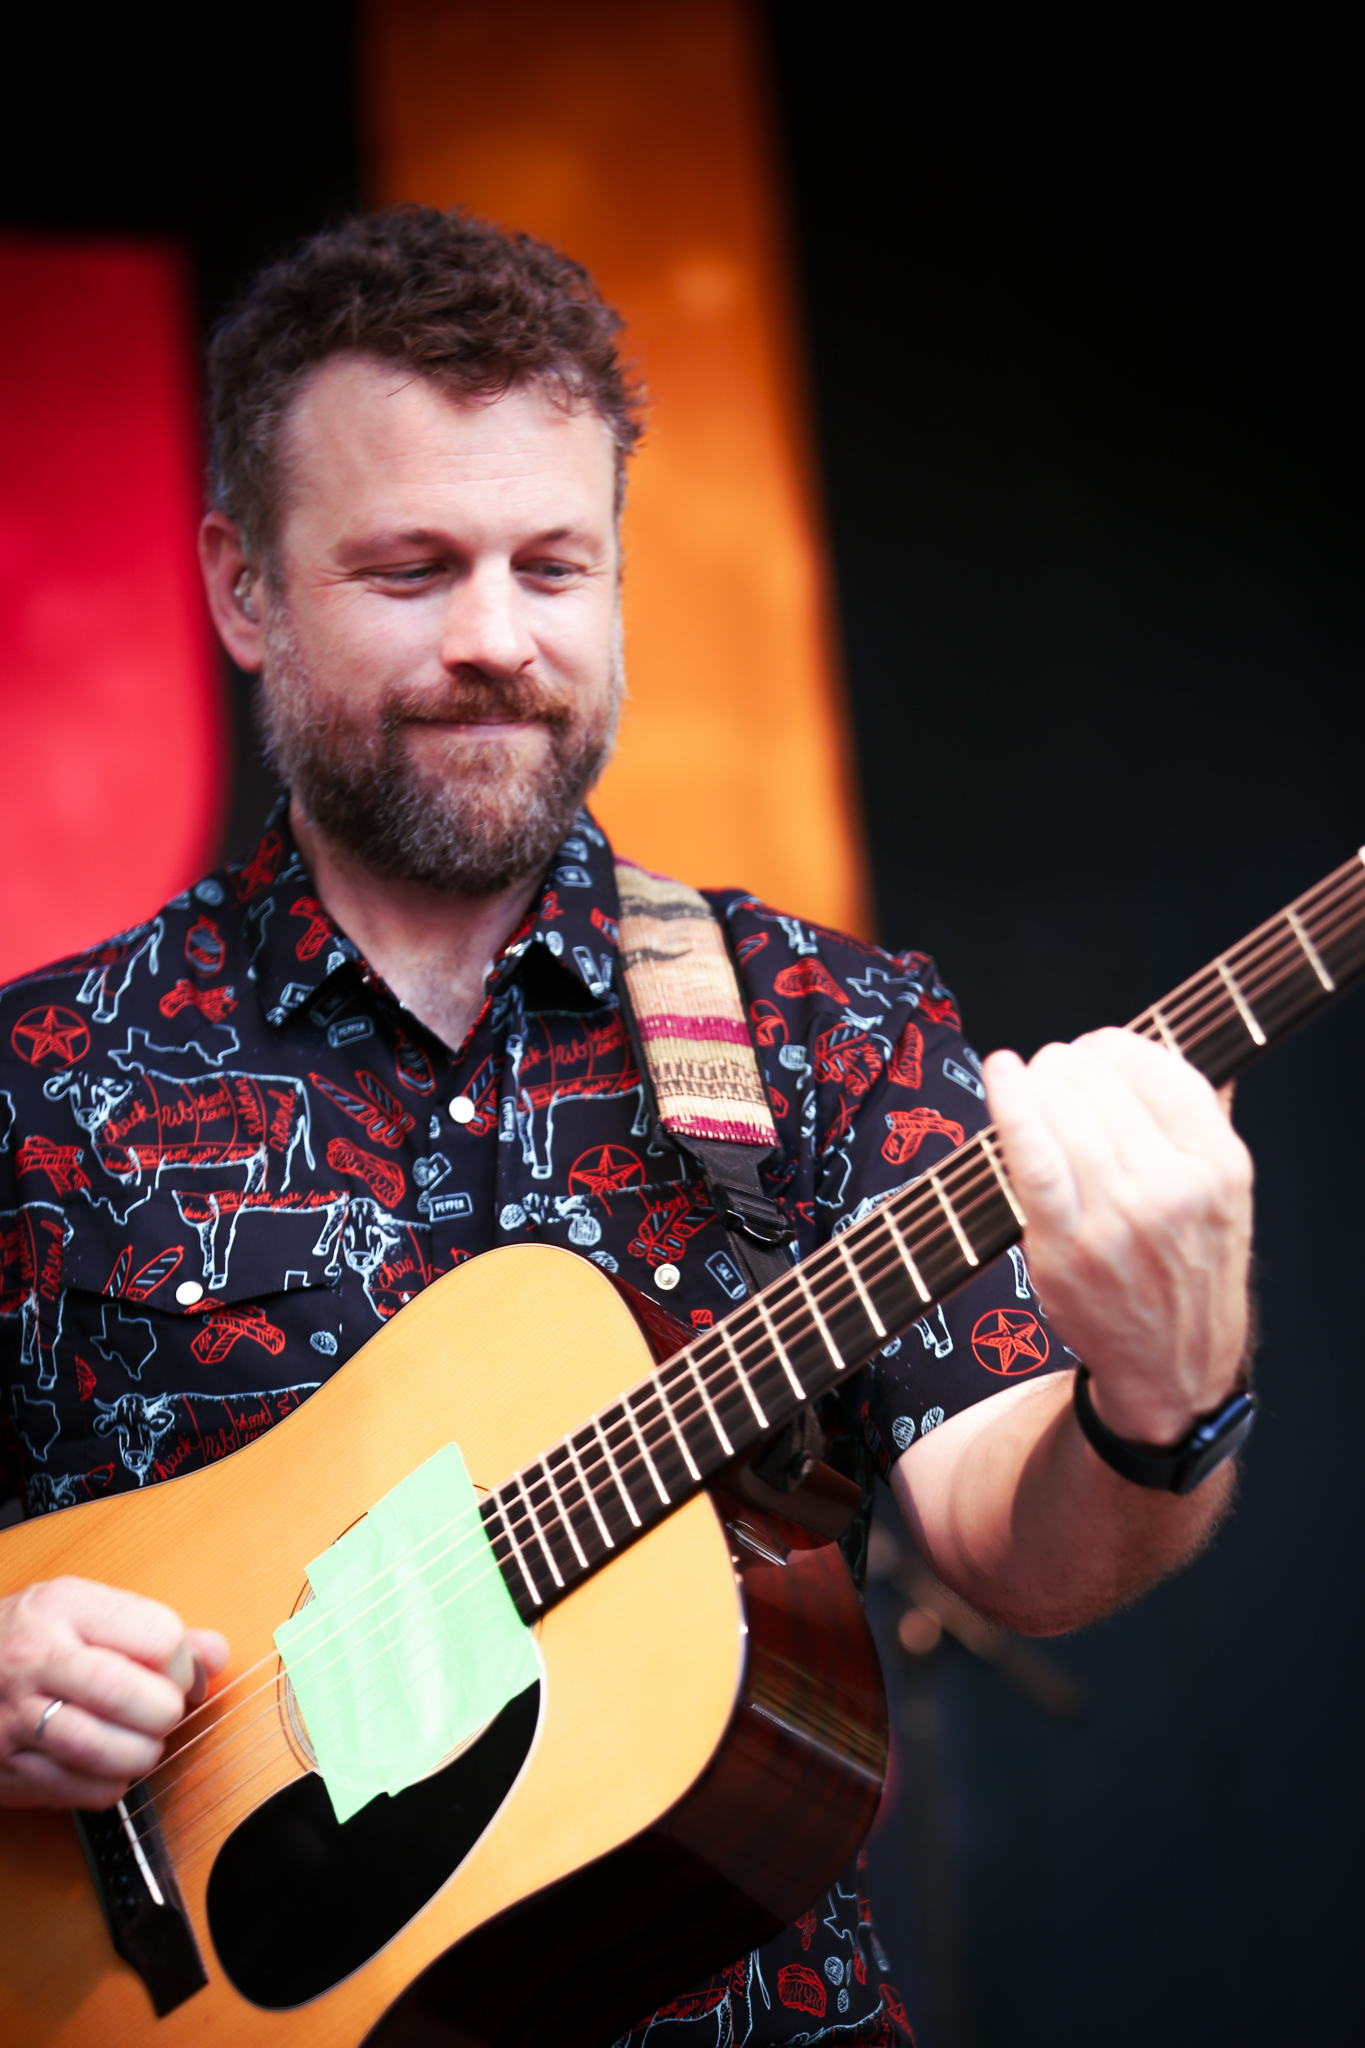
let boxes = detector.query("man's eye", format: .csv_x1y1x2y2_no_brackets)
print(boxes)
375,564,438,584
522,560,578,581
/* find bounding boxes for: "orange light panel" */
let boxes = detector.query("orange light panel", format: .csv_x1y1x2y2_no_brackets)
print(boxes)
361,0,870,933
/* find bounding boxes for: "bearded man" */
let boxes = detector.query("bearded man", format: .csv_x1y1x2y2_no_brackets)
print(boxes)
0,209,1254,2044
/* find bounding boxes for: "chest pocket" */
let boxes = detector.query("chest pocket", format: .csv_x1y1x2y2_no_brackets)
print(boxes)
59,1189,347,1312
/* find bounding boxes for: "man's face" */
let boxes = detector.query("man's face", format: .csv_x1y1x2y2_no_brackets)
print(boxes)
257,355,622,894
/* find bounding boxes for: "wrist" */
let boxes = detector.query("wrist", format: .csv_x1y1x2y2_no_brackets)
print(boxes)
1073,1368,1256,1495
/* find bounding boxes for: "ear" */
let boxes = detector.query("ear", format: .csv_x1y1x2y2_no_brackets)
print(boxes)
200,512,266,672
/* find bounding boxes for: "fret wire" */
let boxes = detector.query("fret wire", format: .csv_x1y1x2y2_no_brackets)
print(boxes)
977,1131,1026,1228
791,1262,846,1372
538,1453,589,1571
564,1435,615,1550
1149,1005,1182,1054
647,1370,703,1482
1170,929,1326,1064
784,1176,978,1337
489,1494,543,1608
1173,873,1355,1013
752,1287,807,1401
1230,908,1336,995
591,1416,642,1527
833,1233,887,1337
516,1471,564,1588
671,1346,734,1456
881,1203,932,1301
1300,887,1365,955
715,1319,769,1427
1215,958,1267,1047
927,1170,979,1266
621,1390,673,1504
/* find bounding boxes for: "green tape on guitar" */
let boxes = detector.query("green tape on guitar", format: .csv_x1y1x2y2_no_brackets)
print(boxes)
275,1443,540,1823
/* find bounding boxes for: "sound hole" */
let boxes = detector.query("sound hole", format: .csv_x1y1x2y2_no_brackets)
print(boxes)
206,1683,541,2009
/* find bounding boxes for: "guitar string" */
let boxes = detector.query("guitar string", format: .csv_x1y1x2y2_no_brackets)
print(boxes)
1131,866,1365,1048
126,1536,508,1837
151,1538,526,1862
1154,860,1365,1040
1129,868,1365,1048
128,862,1365,1838
1123,862,1365,1046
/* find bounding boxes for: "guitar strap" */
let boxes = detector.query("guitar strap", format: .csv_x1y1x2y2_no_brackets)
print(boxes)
614,862,821,1487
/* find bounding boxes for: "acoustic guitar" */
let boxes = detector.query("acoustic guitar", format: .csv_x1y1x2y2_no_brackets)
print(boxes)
3,850,1364,2048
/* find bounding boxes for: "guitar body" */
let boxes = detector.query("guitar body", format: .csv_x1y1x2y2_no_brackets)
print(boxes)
0,1244,887,2047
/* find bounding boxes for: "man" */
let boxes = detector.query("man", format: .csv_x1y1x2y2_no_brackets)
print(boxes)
0,209,1252,2041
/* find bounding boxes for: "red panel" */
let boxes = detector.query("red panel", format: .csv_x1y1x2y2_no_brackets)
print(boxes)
0,235,225,983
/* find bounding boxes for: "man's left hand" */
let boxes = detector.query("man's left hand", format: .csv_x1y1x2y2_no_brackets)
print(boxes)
983,1027,1254,1446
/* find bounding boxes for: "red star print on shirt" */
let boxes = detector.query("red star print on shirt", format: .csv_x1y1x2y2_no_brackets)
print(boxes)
10,1006,90,1067
971,1306,1050,1375
568,1144,646,1198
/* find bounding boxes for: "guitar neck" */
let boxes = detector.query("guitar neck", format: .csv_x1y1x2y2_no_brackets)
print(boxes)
484,849,1365,1622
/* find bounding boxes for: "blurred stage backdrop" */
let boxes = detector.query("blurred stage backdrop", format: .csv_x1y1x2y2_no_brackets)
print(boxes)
2,6,1360,2043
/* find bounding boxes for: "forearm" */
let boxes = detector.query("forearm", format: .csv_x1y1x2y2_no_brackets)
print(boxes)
890,1371,1235,1637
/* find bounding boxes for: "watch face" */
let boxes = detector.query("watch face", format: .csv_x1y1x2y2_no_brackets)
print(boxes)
1174,1395,1257,1495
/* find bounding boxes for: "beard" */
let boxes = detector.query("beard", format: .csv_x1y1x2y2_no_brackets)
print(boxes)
256,611,622,896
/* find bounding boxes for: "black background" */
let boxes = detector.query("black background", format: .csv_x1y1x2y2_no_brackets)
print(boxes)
4,11,1361,2041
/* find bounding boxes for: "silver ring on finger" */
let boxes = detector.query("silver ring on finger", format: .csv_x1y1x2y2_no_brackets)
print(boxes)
33,1697,65,1743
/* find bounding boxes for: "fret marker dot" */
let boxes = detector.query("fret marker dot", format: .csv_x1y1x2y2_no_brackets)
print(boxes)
175,1281,204,1307
448,1095,476,1125
653,1263,681,1292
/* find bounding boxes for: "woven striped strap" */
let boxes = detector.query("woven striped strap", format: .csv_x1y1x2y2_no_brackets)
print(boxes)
614,861,778,1151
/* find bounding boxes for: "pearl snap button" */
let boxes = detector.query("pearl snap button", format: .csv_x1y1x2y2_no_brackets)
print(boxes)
653,1263,681,1292
175,1281,205,1306
448,1096,476,1125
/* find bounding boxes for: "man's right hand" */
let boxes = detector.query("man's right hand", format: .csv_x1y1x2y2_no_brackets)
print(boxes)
0,1577,229,1810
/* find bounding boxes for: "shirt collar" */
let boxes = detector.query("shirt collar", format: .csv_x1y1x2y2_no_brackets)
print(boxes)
235,800,622,1031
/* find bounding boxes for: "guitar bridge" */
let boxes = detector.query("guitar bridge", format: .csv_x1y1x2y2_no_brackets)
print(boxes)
74,1782,207,2017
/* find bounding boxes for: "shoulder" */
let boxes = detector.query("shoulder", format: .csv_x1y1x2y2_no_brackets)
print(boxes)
702,889,965,1050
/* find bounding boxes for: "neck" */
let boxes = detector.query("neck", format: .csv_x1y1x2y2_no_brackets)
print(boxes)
289,796,542,1052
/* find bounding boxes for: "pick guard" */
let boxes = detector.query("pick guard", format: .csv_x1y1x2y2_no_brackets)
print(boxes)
207,1685,541,2009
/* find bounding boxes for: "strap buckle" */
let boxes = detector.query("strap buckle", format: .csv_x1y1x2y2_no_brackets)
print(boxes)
709,1181,797,1253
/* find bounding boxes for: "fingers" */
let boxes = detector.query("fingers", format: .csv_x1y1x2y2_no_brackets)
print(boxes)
987,1030,1251,1233
1068,1028,1251,1175
22,1696,166,1784
980,1048,1081,1238
58,1578,188,1670
43,1638,186,1738
184,1628,231,1709
1,1742,137,1812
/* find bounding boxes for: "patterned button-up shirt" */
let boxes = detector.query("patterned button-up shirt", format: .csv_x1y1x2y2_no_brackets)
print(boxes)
0,801,1062,2043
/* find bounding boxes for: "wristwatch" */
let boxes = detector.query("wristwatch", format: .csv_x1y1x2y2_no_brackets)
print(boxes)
1072,1368,1256,1495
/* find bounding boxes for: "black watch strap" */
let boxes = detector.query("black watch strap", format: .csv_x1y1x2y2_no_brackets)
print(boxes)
1072,1369,1256,1496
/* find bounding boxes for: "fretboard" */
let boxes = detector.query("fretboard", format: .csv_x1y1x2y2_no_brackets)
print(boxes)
483,848,1365,1622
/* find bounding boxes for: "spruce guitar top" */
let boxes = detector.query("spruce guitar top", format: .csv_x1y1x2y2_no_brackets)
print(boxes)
2,849,1363,2048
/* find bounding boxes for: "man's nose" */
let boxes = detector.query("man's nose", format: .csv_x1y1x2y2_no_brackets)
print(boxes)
438,561,535,679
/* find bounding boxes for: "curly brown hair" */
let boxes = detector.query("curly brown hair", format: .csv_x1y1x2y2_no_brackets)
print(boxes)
206,205,644,576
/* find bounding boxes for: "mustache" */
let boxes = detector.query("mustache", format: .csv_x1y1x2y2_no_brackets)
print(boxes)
377,670,574,734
